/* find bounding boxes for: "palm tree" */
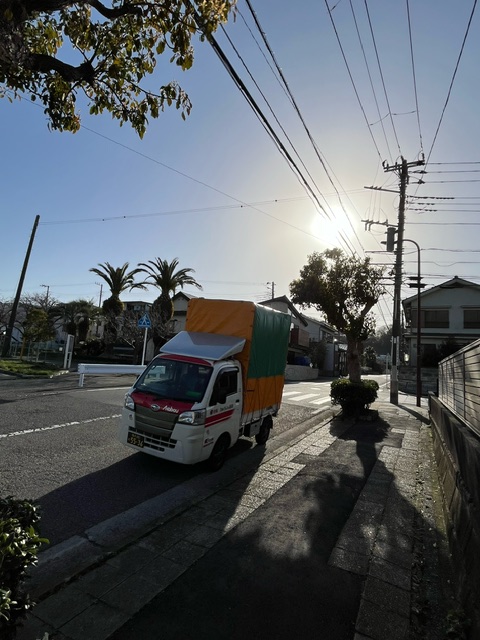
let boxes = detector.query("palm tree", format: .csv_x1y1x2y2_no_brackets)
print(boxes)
89,262,146,351
89,262,146,316
137,258,202,348
60,299,97,342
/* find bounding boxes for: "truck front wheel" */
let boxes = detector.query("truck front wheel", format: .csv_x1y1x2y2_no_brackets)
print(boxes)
208,433,230,471
255,416,272,445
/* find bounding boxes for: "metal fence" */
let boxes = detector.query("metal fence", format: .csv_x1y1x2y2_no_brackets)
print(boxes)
438,338,480,438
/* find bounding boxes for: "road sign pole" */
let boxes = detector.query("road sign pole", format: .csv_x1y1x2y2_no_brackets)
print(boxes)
141,327,148,365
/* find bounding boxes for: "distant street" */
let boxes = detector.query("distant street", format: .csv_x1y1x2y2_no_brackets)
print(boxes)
0,372,426,548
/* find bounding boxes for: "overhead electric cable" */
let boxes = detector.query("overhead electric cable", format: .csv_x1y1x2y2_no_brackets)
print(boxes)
363,0,402,156
324,0,383,159
243,0,363,254
425,0,478,165
349,0,393,162
406,0,424,153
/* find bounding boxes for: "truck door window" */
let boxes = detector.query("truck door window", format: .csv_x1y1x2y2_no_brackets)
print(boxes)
210,370,238,406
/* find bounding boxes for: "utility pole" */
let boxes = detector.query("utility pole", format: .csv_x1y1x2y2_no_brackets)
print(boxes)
383,156,424,404
267,281,275,298
2,215,40,358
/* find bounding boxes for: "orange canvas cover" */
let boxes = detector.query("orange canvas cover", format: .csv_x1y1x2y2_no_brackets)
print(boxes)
185,299,255,390
185,299,289,415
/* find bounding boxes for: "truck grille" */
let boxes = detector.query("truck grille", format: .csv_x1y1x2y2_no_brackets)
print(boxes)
128,424,177,451
131,405,178,451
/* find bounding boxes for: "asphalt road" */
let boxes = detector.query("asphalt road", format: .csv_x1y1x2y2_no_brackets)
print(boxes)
0,373,318,546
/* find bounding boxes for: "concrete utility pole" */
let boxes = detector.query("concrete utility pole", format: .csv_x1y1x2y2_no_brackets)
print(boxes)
2,215,40,358
383,156,424,405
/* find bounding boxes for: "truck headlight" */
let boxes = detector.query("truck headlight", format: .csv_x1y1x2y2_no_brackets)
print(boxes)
124,393,135,411
178,409,205,426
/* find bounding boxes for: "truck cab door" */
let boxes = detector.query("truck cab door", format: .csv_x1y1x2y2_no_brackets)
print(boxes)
204,367,242,445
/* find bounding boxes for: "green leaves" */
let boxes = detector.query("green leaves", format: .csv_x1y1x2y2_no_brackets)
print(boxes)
0,497,49,638
0,0,236,135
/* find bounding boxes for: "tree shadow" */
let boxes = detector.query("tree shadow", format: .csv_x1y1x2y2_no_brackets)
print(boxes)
108,411,455,640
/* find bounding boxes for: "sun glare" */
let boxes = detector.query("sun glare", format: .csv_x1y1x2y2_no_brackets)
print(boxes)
309,208,353,247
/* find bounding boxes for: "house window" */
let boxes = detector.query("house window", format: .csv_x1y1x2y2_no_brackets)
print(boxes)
464,309,480,329
412,309,449,328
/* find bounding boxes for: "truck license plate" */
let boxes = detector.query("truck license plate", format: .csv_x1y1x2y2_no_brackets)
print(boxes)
127,432,144,448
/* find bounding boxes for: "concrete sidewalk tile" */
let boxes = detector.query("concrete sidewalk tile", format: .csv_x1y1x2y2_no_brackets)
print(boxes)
15,615,65,640
74,562,135,599
184,524,226,548
136,525,183,554
375,525,413,552
362,576,410,618
105,542,157,570
184,504,218,524
200,493,240,512
161,538,209,564
369,557,411,590
328,547,370,575
99,572,162,615
237,493,266,510
356,598,409,640
372,539,413,571
59,601,131,640
29,583,96,628
140,554,187,588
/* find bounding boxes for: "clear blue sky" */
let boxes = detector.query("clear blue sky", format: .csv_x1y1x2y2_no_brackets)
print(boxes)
2,0,479,329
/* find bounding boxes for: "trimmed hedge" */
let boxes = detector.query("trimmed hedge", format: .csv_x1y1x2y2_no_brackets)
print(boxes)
330,378,379,416
0,497,48,639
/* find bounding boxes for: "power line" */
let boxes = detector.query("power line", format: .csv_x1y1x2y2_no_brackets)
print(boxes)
424,0,478,165
406,0,424,154
363,0,402,156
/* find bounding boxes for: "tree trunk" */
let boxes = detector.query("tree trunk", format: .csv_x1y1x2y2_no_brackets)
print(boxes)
347,336,363,383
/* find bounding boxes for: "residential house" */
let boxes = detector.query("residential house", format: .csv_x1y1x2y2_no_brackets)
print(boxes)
171,292,198,333
402,276,480,366
260,296,343,374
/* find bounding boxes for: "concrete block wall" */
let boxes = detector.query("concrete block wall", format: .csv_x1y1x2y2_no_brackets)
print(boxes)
429,395,480,638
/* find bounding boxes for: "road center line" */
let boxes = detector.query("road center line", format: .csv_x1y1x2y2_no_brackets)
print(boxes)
0,415,122,439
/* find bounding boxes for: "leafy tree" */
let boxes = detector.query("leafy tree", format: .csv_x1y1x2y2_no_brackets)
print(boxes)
60,299,97,341
0,0,235,137
365,325,392,355
137,257,202,350
290,248,385,383
22,307,56,358
363,345,377,369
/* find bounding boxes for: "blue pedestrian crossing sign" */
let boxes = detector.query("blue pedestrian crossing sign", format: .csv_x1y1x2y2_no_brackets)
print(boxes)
137,313,151,329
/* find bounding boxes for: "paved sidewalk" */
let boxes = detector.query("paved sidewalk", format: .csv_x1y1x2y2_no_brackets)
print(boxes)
17,402,455,640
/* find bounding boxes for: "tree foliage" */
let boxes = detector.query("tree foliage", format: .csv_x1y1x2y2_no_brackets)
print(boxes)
138,256,202,351
90,261,145,314
290,248,385,382
0,0,235,136
22,307,56,347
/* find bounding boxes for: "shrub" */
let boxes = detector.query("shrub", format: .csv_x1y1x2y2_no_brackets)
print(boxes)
330,378,379,416
0,497,48,640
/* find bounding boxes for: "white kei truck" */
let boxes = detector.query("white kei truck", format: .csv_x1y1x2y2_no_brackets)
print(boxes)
118,299,291,470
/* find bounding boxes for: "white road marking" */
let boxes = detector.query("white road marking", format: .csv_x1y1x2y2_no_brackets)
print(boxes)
312,397,331,405
288,393,319,401
0,415,122,439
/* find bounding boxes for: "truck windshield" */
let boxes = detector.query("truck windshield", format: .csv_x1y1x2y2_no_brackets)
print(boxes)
135,358,213,403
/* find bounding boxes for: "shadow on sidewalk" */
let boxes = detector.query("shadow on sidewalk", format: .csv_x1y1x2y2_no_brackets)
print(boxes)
109,413,456,640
